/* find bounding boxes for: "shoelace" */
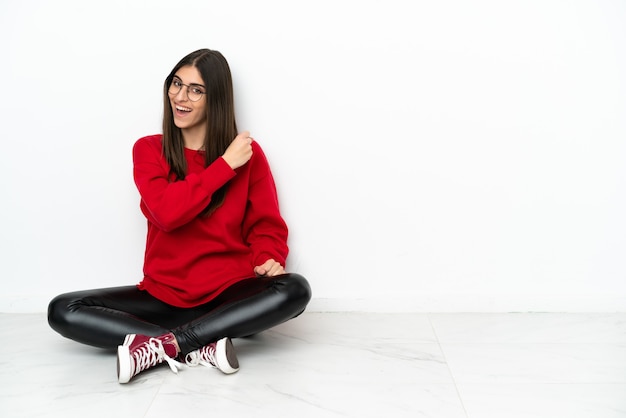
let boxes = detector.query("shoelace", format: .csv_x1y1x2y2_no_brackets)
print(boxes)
132,338,184,376
184,345,217,368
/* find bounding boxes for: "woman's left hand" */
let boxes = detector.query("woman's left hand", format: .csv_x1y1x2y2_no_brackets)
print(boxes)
254,259,285,277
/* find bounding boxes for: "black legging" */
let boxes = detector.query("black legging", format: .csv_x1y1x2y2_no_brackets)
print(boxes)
48,273,311,356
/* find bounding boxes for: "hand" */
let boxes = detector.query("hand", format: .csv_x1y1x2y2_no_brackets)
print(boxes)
222,131,253,170
254,259,286,277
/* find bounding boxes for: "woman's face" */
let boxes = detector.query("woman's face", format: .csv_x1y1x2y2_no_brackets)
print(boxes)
168,65,207,133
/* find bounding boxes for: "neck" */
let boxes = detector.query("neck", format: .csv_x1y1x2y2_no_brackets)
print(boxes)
182,125,206,150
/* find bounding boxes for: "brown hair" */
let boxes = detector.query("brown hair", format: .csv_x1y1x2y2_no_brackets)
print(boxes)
162,49,238,216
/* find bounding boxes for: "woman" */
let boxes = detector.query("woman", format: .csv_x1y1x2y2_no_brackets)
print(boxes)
48,48,312,384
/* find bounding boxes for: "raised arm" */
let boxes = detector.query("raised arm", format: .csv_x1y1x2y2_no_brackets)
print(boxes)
132,136,236,232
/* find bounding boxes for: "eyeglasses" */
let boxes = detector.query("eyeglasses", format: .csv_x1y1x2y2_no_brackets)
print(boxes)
168,77,206,102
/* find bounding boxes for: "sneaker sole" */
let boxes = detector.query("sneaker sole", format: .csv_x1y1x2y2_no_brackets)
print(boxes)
117,334,135,384
215,337,239,374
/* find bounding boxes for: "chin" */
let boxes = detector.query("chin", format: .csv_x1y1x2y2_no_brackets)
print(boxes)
173,118,191,129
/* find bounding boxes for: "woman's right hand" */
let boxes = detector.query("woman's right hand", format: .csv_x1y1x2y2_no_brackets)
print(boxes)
222,131,253,170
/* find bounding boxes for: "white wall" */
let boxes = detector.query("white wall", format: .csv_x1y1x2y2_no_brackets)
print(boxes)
1,0,625,313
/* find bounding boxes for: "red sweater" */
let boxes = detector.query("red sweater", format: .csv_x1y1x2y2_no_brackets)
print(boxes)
132,135,289,308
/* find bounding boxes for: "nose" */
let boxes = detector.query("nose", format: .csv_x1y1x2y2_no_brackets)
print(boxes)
175,85,188,102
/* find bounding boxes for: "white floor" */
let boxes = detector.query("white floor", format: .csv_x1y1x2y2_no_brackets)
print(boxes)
1,312,625,418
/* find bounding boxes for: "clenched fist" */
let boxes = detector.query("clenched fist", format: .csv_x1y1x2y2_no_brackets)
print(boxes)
222,131,253,170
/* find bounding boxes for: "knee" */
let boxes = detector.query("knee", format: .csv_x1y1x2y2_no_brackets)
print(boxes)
281,273,312,309
47,294,67,331
47,293,78,336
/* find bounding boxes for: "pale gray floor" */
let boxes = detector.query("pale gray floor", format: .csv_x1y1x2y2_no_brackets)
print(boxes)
1,311,625,418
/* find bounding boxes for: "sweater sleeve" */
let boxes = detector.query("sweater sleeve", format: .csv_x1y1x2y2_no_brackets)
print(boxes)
133,136,236,232
241,142,289,267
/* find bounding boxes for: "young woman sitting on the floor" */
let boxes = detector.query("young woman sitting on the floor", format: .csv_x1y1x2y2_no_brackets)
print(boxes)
48,48,312,384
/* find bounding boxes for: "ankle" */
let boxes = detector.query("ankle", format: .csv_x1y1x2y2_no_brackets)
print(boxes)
171,336,181,354
158,332,180,358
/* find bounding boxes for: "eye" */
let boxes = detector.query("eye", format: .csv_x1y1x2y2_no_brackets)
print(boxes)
191,87,204,95
172,79,182,87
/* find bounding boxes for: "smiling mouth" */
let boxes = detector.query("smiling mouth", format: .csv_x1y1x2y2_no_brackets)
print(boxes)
175,105,192,112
